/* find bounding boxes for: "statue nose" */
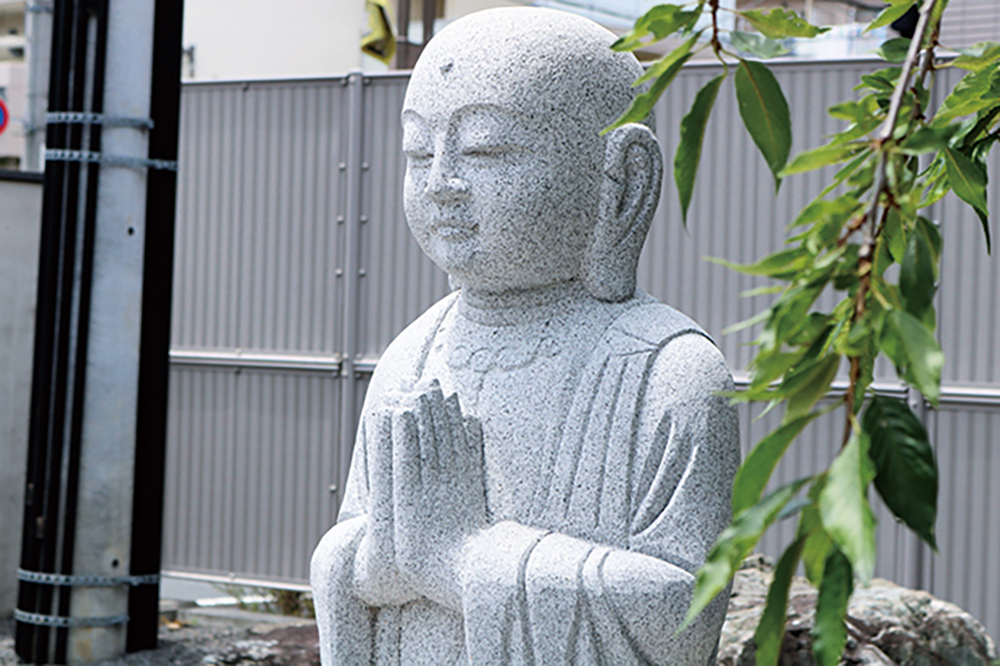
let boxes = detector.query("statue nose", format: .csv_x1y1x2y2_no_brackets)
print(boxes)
426,162,470,202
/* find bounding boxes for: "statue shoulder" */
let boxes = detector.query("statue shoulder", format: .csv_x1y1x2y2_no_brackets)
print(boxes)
606,298,712,351
607,299,733,397
369,291,460,388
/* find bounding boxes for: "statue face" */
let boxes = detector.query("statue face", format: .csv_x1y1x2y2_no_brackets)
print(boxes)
402,51,603,295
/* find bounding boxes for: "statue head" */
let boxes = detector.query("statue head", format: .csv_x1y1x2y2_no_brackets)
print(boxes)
402,7,663,302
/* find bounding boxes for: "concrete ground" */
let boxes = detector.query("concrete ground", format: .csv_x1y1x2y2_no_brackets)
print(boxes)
0,576,319,665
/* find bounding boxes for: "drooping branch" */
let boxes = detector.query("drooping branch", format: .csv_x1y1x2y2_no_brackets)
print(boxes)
844,0,938,445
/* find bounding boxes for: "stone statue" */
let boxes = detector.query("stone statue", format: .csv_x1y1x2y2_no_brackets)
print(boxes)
311,7,741,664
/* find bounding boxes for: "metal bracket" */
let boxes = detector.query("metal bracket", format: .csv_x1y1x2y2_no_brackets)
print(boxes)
26,2,53,12
45,149,178,172
18,568,160,587
14,609,129,628
47,111,154,130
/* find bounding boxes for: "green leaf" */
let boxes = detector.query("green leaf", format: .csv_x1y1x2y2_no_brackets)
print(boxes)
883,208,906,263
857,67,902,95
880,310,944,405
916,216,943,268
900,228,936,319
819,431,877,582
723,307,772,335
767,283,827,345
733,413,821,515
899,125,961,155
875,37,912,64
709,247,809,278
755,537,805,666
943,147,991,253
866,0,917,33
607,51,693,131
611,4,702,51
735,59,792,190
729,30,790,59
790,195,863,234
812,549,854,666
635,31,702,86
781,143,864,177
738,8,829,39
952,42,1000,73
675,75,725,225
799,501,833,586
863,396,939,549
683,479,811,631
934,68,1000,125
783,354,841,421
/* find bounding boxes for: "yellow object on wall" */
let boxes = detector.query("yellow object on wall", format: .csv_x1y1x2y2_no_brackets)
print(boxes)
362,0,396,64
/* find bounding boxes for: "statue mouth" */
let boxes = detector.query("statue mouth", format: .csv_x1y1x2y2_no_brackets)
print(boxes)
433,220,478,239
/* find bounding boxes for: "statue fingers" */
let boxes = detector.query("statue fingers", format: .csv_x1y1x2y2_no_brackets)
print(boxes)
368,410,395,532
414,393,439,484
391,409,422,507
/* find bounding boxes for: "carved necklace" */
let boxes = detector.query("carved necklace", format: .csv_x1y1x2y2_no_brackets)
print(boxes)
446,335,562,374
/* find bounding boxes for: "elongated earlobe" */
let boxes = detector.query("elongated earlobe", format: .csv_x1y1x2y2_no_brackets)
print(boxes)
582,123,663,303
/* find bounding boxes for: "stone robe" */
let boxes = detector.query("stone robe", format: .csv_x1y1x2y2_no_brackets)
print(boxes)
312,290,741,665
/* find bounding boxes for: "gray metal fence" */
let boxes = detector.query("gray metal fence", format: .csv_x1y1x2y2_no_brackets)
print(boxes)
165,62,1000,640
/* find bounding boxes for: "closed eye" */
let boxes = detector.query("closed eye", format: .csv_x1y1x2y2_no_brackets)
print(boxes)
461,145,521,158
404,150,434,165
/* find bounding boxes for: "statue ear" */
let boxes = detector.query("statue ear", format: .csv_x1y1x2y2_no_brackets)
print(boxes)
582,123,663,303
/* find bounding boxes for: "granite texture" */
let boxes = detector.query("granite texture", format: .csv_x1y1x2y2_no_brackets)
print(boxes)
311,7,741,664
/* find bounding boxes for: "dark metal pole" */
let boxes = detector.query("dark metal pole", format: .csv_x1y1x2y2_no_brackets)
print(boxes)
127,0,184,650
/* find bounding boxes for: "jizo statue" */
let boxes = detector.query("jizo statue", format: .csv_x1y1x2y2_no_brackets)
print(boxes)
311,7,741,664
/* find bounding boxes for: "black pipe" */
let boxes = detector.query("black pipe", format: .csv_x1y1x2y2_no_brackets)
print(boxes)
127,0,185,651
55,0,109,658
38,2,92,650
15,0,101,661
16,0,75,660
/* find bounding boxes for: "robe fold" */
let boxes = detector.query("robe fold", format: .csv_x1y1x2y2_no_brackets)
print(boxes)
312,291,741,665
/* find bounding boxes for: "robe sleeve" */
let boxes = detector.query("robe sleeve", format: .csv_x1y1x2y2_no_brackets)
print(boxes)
460,333,741,665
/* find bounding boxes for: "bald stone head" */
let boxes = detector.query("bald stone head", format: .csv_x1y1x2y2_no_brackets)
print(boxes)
402,8,662,302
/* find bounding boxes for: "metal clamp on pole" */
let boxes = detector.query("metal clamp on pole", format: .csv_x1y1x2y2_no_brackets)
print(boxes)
17,568,160,587
45,149,178,172
47,111,155,130
14,609,129,628
26,1,53,12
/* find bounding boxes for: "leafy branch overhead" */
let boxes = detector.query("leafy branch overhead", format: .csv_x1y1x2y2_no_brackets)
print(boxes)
611,1,998,665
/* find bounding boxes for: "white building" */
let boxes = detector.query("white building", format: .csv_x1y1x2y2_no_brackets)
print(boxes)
0,0,25,170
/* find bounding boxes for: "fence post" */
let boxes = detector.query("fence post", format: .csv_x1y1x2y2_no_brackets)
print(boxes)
338,72,365,501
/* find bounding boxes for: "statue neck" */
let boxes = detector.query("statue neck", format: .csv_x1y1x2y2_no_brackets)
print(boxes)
458,280,590,327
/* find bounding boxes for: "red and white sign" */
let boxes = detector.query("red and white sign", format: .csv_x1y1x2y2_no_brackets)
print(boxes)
0,98,8,137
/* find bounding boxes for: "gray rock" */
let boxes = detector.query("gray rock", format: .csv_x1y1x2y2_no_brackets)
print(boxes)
720,555,999,666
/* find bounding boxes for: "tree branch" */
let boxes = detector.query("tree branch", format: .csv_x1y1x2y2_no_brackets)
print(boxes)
844,0,938,445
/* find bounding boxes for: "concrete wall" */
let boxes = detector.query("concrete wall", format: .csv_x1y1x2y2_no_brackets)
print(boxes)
0,170,41,616
181,0,369,81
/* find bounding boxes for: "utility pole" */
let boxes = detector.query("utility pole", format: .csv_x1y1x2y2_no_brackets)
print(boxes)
23,1,52,172
15,0,183,662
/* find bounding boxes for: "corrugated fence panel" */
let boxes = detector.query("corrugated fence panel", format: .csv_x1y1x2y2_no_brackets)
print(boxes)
166,77,355,584
236,80,348,354
930,406,1000,642
940,0,1000,51
163,367,342,583
173,78,350,355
